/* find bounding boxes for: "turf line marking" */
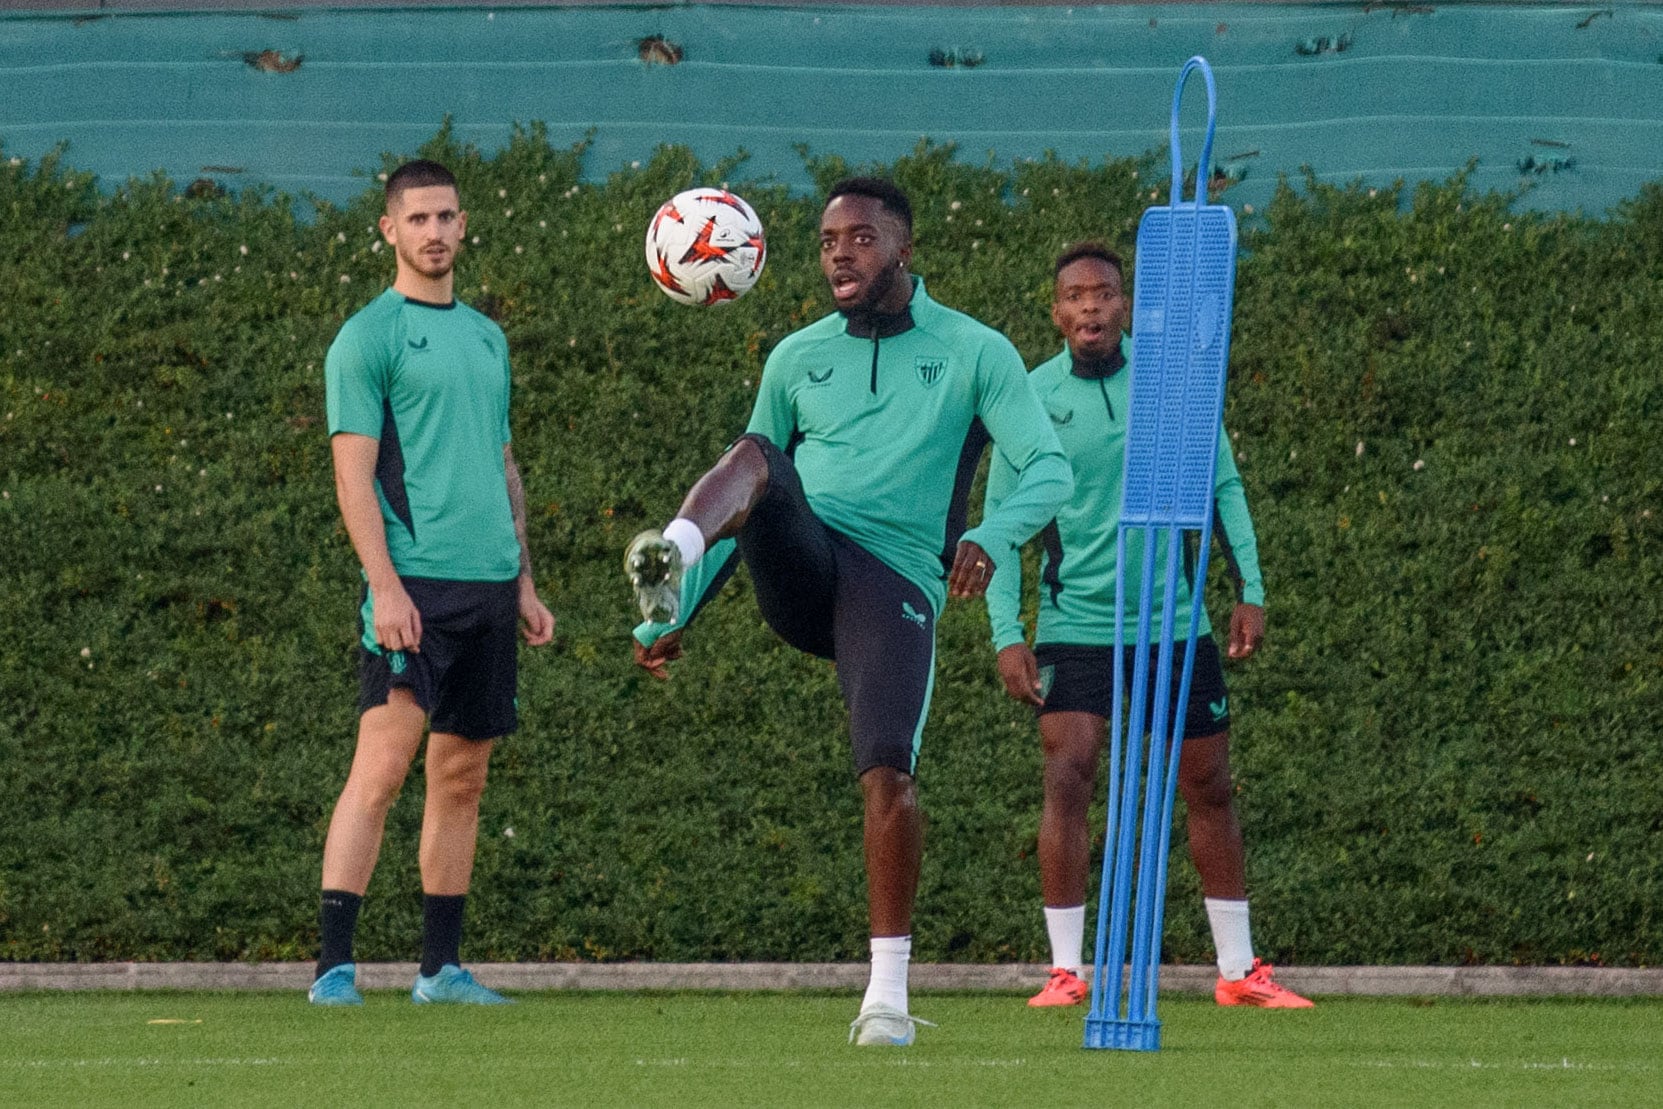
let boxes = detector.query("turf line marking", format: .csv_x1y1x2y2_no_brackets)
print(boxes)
1350,1058,1654,1074
631,1058,1028,1070
8,1057,282,1069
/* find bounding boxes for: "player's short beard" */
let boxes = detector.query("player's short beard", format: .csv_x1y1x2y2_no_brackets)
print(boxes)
851,256,905,312
402,241,454,281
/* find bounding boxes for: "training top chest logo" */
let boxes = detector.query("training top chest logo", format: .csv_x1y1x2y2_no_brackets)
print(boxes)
407,337,429,352
807,366,835,386
1048,406,1074,427
914,357,947,388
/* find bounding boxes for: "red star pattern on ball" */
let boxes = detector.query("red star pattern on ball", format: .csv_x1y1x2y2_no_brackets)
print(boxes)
679,217,730,265
702,276,739,305
651,202,683,239
649,252,686,295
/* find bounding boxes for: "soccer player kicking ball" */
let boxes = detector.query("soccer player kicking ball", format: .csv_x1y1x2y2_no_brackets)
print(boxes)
625,178,1072,1045
309,160,555,1006
984,244,1311,1011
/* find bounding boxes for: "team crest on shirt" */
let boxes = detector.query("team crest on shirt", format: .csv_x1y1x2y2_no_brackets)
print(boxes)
914,357,947,388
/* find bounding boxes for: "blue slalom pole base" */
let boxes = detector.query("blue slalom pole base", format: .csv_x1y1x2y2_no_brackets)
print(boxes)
1083,1017,1162,1052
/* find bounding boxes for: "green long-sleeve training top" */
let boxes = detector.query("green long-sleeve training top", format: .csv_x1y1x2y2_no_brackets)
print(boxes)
984,338,1263,652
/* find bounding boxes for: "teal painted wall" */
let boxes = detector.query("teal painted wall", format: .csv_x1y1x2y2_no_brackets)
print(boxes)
1,3,1659,211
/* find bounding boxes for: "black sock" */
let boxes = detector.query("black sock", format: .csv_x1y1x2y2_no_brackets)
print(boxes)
420,894,466,977
316,890,363,981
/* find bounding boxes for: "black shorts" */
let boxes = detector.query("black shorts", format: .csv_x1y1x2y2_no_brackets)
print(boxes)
732,433,936,778
357,576,519,740
1034,638,1231,740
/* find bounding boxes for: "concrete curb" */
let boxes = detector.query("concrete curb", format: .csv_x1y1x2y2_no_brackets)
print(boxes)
3,963,1661,997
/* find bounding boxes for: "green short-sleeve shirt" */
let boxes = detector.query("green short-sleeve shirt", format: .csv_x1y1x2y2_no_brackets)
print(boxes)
325,289,520,582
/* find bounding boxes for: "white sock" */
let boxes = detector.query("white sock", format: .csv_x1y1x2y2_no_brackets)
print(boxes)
1205,897,1255,980
861,935,911,1014
662,517,705,568
1043,905,1086,975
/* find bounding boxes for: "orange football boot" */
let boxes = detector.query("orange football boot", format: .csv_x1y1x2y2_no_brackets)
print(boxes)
1028,967,1089,1007
1215,959,1314,1008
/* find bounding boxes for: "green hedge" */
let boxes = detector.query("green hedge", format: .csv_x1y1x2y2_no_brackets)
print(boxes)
1,127,1659,966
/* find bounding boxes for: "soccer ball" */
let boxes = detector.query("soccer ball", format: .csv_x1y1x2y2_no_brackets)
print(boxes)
644,188,767,306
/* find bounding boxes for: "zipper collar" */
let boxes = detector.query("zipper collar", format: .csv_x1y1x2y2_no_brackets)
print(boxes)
1068,341,1127,380
841,275,921,339
842,305,914,340
843,277,923,393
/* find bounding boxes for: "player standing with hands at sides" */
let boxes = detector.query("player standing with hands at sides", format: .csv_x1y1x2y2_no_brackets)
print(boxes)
309,160,555,1006
624,178,1072,1045
985,244,1311,1010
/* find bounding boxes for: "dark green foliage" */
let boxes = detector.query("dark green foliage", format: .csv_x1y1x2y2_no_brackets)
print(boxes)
1,132,1658,965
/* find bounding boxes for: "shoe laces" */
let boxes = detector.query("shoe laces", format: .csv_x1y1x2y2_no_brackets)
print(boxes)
848,1007,938,1042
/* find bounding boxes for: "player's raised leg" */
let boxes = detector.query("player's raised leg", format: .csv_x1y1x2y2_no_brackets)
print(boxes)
1179,728,1311,1009
313,688,427,1005
626,437,770,624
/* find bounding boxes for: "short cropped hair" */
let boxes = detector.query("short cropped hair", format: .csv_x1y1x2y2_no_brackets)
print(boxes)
1054,242,1124,281
825,176,913,237
385,159,458,209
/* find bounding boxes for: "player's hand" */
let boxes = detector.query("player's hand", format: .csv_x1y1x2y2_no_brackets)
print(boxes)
948,540,996,598
518,578,555,646
1227,602,1265,660
997,644,1045,706
370,579,422,653
634,630,684,681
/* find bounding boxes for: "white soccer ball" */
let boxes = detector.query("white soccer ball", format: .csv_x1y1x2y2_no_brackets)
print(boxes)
644,188,767,306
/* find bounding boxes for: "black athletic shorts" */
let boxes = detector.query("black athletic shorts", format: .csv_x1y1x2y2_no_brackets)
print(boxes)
357,576,519,740
1034,638,1231,740
733,433,936,778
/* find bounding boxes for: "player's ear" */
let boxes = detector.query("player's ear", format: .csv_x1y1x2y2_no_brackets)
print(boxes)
378,211,396,244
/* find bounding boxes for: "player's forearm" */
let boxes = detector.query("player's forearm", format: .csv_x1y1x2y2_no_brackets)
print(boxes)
964,451,1073,558
985,561,1029,652
980,450,1028,649
505,455,535,583
334,472,400,592
1213,473,1264,605
1212,429,1264,604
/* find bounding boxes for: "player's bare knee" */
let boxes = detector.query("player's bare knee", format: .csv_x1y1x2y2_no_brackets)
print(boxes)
1178,748,1233,811
1180,774,1233,814
727,434,768,469
707,435,768,489
859,766,917,817
1042,751,1097,808
731,437,773,495
343,770,406,816
427,754,490,805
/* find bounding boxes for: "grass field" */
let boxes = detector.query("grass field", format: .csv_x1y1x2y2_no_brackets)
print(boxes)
1,991,1659,1107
